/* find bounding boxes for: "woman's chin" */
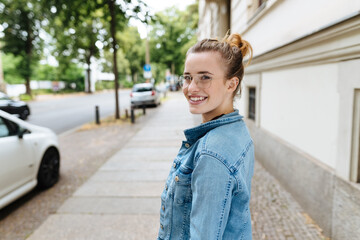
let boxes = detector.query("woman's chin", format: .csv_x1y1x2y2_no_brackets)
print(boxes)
188,106,204,115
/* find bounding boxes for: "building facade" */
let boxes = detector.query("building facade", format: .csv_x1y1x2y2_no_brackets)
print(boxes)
197,0,360,239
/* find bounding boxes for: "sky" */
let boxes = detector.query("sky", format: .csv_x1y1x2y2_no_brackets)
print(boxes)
131,0,196,38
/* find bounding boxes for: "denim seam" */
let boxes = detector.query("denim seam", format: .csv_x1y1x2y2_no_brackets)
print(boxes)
180,201,189,240
200,150,232,173
234,140,253,194
216,177,232,239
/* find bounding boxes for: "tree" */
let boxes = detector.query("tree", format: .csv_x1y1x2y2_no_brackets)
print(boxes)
0,0,44,95
45,1,103,93
48,0,150,118
103,0,149,119
148,3,198,79
118,26,145,83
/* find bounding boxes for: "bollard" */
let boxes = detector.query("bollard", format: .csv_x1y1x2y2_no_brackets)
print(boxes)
131,108,135,123
125,109,129,119
95,105,100,125
142,105,146,115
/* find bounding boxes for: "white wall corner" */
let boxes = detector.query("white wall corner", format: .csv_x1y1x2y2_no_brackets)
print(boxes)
336,58,360,181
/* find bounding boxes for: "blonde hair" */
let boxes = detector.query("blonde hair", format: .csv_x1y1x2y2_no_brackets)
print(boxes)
186,33,253,97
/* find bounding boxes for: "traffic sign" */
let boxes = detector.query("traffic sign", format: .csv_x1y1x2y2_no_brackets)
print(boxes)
144,71,152,79
143,64,151,71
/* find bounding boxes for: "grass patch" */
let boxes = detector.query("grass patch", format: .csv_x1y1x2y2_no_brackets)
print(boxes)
78,111,144,131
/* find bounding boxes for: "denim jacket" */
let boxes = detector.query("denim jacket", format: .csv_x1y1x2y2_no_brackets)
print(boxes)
158,110,254,240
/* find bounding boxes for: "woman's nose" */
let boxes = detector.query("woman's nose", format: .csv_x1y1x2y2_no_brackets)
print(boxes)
188,79,199,92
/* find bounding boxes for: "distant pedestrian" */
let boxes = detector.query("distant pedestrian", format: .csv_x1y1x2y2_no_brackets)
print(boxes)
157,33,255,240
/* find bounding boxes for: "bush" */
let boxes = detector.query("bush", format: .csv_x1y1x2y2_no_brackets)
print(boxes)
19,94,34,101
121,80,133,89
96,81,115,91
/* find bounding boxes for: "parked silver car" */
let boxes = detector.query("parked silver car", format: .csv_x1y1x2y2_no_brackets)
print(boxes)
130,83,161,108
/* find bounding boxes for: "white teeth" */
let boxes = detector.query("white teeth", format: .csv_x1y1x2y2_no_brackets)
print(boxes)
190,97,206,101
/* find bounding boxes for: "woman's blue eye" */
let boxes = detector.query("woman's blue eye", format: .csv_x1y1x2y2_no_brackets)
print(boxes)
200,75,211,80
184,76,192,80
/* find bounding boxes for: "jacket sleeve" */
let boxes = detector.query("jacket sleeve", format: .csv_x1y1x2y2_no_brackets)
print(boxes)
190,153,234,240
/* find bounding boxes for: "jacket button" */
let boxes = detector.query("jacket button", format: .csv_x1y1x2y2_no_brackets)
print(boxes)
175,176,179,182
173,163,177,168
185,143,190,148
162,205,165,211
160,224,164,230
165,184,168,190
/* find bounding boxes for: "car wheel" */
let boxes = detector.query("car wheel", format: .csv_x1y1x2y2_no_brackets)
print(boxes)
37,148,60,189
19,109,29,120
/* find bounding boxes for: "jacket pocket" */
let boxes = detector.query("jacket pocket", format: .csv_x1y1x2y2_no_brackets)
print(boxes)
173,169,192,205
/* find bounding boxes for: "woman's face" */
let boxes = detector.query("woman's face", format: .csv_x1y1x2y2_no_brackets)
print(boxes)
183,51,235,123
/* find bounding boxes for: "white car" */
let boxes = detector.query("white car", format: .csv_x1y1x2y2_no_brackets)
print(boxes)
0,110,60,210
130,83,161,108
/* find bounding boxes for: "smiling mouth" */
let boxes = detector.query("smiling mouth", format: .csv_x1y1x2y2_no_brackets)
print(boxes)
188,96,208,104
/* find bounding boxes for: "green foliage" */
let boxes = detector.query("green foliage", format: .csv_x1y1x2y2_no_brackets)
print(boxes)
117,26,145,82
2,53,24,84
34,64,57,81
19,93,34,101
148,3,199,77
0,0,45,93
96,80,114,91
60,63,85,91
121,80,133,89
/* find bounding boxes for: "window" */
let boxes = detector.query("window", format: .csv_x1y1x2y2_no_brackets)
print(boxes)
0,117,19,137
247,0,267,22
248,88,256,120
0,117,10,138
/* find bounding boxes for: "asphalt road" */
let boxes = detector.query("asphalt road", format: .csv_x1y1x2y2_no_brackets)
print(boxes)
27,90,131,134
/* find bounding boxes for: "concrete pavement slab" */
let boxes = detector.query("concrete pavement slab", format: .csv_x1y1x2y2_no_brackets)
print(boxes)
88,169,169,182
99,160,171,171
73,181,164,197
58,197,160,215
27,214,159,240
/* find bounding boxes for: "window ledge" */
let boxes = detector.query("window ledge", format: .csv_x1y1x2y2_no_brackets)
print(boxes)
243,0,284,35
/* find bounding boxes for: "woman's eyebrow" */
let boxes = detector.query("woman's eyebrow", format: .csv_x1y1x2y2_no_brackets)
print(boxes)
183,71,214,75
198,71,214,75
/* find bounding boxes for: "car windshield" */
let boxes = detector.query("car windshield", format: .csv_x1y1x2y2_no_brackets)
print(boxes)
0,93,10,100
133,86,153,92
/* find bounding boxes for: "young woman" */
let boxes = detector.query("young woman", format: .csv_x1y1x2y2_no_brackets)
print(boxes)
158,33,254,240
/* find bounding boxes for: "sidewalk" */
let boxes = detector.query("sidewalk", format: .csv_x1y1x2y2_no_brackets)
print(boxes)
27,92,327,240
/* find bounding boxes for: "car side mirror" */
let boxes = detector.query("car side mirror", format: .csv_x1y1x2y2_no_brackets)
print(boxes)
18,127,30,139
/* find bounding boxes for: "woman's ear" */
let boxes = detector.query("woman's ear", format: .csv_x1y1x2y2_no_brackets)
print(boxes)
227,77,239,92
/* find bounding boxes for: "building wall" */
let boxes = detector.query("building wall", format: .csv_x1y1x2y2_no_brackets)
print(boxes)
198,0,230,39
217,0,360,238
260,64,339,168
232,0,360,56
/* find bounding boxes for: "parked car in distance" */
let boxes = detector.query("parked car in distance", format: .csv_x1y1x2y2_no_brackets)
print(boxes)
0,92,30,120
130,83,161,108
0,110,60,210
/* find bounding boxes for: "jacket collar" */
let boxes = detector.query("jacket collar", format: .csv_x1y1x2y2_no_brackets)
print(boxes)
184,110,243,144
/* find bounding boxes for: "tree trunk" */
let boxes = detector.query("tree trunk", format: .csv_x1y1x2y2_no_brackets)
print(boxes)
86,66,92,93
25,77,31,95
108,0,120,119
86,56,92,93
0,51,6,93
25,22,33,96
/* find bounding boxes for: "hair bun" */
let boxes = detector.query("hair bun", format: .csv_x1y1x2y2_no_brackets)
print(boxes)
225,33,253,66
